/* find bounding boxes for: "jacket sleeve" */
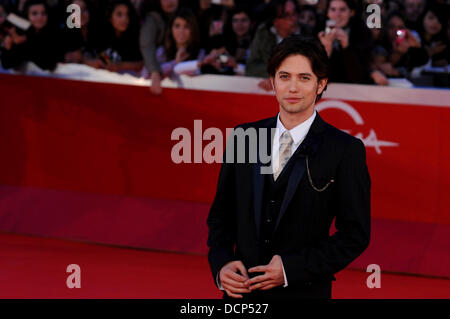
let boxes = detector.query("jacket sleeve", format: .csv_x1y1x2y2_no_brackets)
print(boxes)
245,27,271,78
281,138,371,284
139,12,162,74
206,129,239,287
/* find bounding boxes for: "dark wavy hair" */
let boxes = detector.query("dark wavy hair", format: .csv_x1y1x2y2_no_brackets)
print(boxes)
104,0,140,38
267,35,329,102
263,0,299,26
164,7,200,61
223,6,254,56
23,0,49,19
418,4,448,43
325,0,364,28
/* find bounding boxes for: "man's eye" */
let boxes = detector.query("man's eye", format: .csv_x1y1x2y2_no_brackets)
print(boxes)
301,77,310,81
280,75,289,79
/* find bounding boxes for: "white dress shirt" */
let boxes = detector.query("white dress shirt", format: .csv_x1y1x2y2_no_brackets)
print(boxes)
271,110,317,288
272,110,317,175
217,110,317,290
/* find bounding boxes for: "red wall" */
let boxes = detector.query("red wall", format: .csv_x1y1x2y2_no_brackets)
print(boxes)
1,74,449,277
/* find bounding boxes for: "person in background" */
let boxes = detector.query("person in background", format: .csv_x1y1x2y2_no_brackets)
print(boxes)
156,7,201,78
417,3,448,66
130,0,146,19
380,11,428,78
196,0,234,53
96,0,143,75
246,0,300,90
318,0,374,84
1,0,60,71
298,4,320,36
60,0,101,66
195,0,213,47
0,2,8,47
140,0,179,94
196,35,244,75
403,0,426,31
222,6,254,67
369,23,391,85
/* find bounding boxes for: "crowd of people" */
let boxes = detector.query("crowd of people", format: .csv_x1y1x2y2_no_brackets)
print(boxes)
0,0,448,92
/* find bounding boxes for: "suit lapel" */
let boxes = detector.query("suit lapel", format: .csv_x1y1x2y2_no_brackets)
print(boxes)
253,116,277,240
274,113,326,233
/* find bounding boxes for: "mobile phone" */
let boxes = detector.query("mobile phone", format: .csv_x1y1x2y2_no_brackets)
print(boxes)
396,28,406,44
211,20,223,34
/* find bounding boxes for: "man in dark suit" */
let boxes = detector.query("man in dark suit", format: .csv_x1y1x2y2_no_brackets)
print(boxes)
207,35,371,300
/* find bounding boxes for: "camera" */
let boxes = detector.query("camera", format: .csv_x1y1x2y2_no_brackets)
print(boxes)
217,52,229,65
325,19,336,34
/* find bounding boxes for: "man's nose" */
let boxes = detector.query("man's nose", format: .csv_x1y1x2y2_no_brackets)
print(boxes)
289,81,299,92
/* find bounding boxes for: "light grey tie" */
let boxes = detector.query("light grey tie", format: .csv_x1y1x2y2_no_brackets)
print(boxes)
274,131,293,180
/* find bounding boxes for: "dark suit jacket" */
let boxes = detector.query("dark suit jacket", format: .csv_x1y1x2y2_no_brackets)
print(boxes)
207,112,371,299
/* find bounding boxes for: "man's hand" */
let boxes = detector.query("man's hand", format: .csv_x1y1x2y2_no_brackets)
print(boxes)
246,255,285,291
219,261,251,298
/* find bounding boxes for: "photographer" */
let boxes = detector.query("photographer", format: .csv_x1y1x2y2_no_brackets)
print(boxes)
318,0,374,84
198,39,244,75
377,11,428,78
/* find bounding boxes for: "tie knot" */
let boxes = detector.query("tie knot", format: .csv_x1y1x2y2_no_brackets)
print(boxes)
280,131,293,145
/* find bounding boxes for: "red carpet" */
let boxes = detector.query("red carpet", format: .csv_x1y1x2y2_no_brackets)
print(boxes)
1,232,449,299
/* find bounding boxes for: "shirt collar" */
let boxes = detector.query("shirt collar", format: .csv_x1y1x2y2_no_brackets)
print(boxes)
276,110,317,145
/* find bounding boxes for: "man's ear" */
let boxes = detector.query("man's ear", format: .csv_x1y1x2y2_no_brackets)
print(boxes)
270,76,275,90
317,78,328,95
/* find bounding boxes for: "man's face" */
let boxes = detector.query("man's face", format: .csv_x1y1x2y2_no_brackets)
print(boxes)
270,54,327,116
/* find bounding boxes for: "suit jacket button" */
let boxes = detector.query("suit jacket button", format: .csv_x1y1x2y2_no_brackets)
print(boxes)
264,239,270,244
266,218,272,223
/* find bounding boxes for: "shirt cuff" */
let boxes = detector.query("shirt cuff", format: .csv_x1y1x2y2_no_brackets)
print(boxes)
216,273,225,291
281,257,288,287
